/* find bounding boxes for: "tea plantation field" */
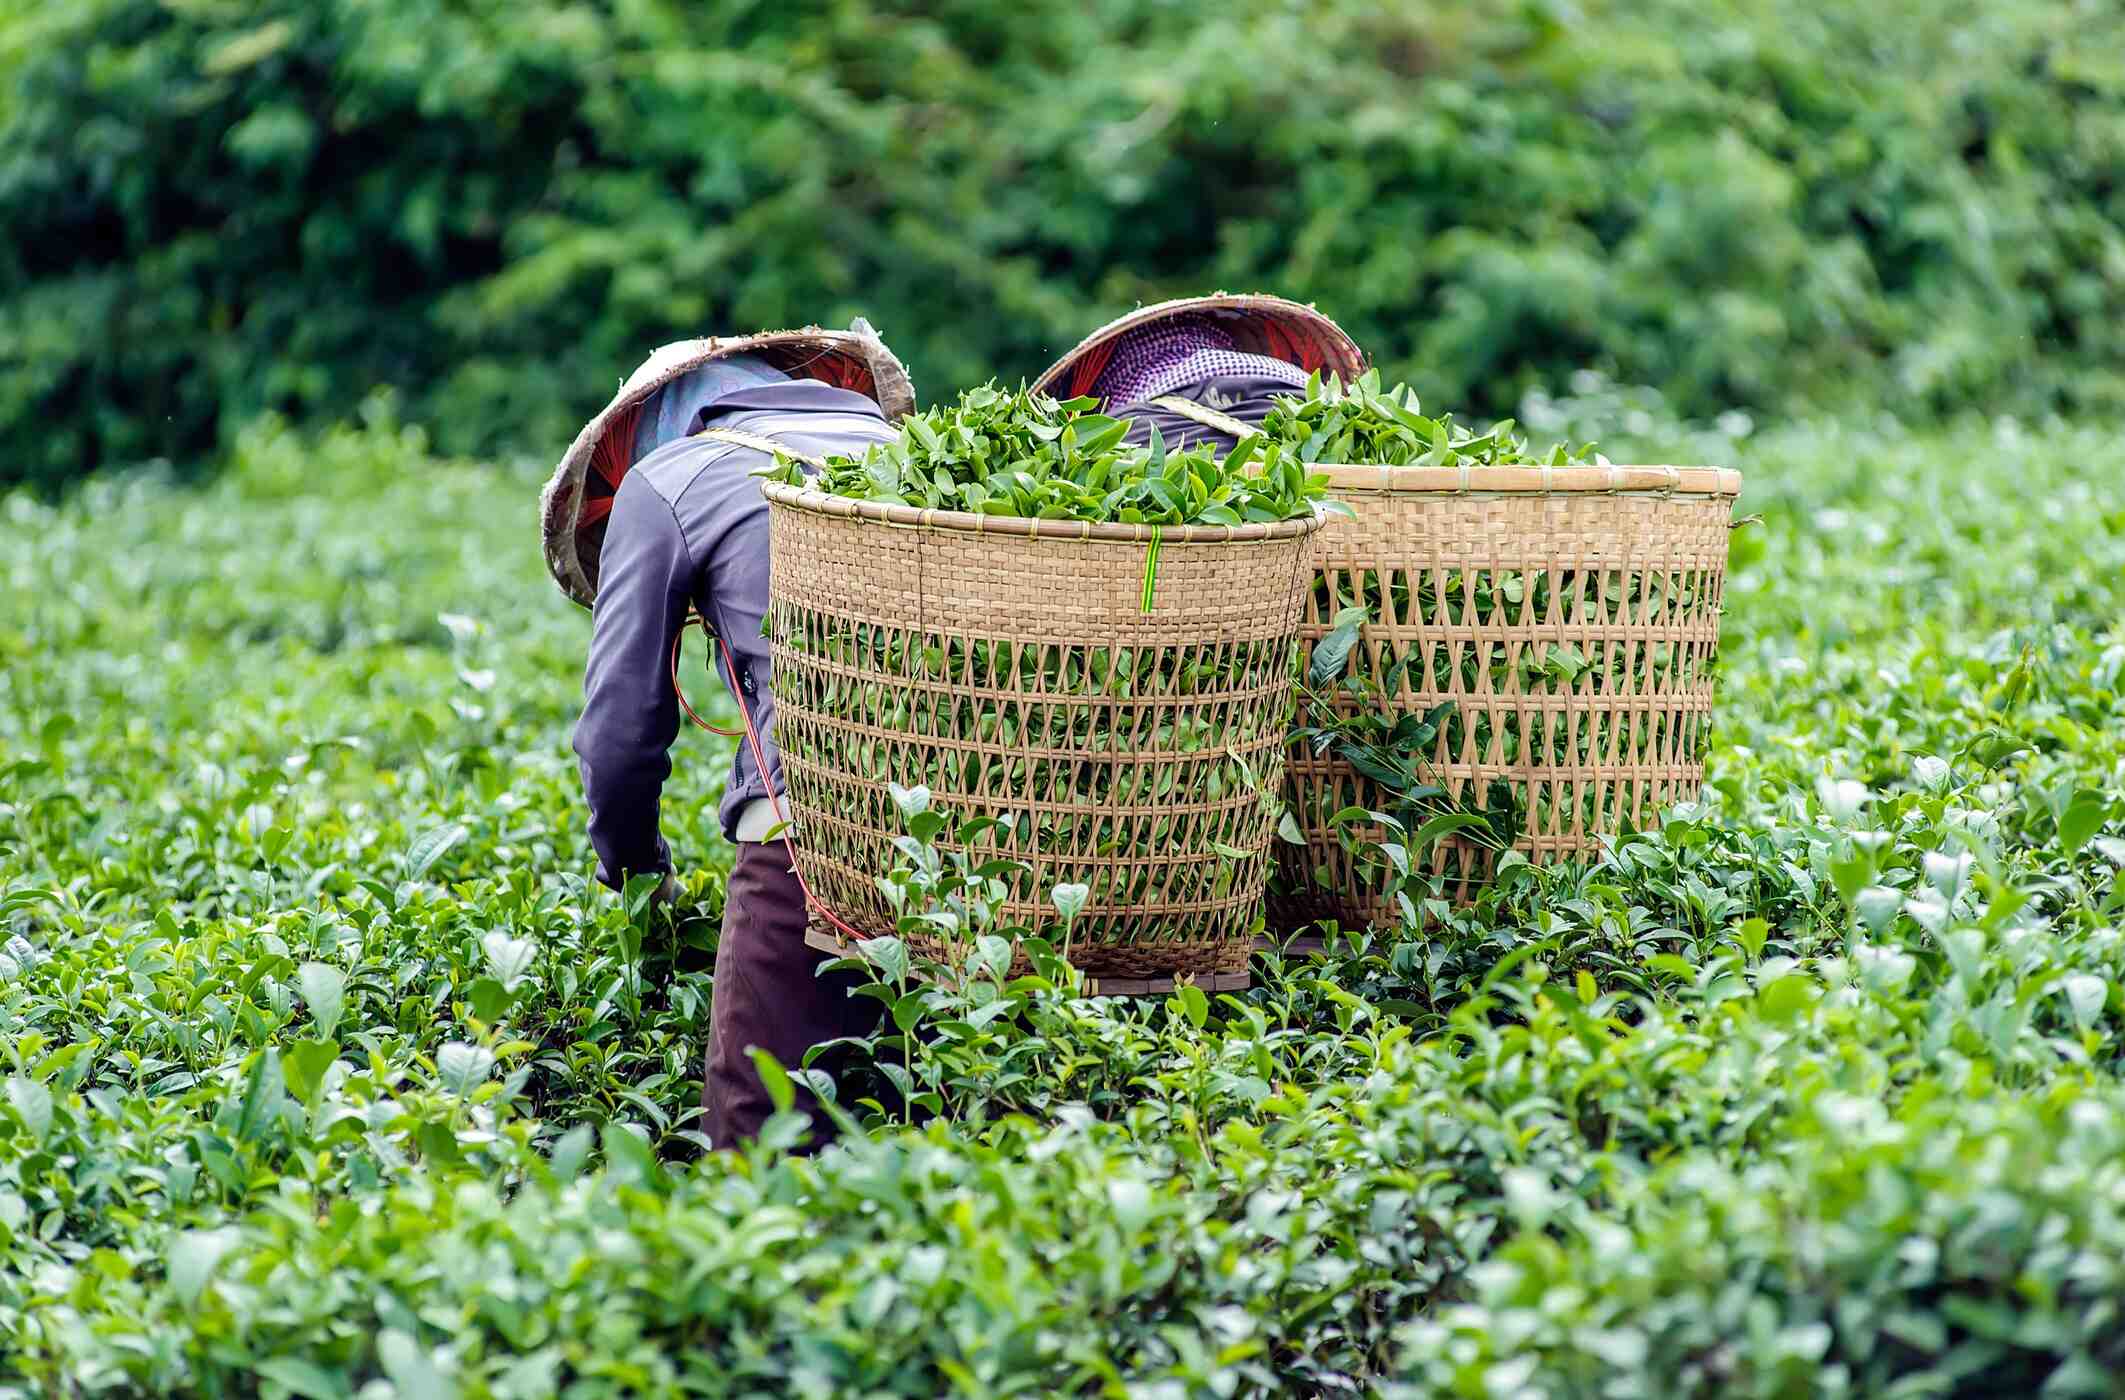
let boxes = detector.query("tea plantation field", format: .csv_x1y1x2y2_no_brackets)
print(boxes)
4,401,2125,1395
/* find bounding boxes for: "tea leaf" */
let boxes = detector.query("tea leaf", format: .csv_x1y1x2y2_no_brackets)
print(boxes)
1308,610,1367,688
5,1076,52,1144
2058,788,2108,859
2064,974,2108,1032
377,1329,456,1400
1050,883,1090,925
167,1228,239,1307
749,1048,796,1116
435,1042,494,1098
480,932,536,990
297,962,346,1039
252,1359,347,1400
281,1038,338,1105
406,823,468,881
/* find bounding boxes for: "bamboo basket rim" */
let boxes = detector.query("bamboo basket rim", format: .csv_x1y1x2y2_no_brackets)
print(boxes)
1309,463,1741,496
760,480,1327,544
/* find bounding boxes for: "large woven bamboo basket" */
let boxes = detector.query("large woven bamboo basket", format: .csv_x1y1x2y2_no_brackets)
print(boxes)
764,484,1323,983
1272,464,1743,931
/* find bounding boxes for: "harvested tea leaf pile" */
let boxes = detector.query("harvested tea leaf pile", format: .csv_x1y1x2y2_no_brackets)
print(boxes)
757,382,1334,525
1249,368,1602,466
6,406,2125,1394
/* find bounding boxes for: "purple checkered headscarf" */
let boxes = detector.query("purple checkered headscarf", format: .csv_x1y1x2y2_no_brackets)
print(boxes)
1089,314,1310,410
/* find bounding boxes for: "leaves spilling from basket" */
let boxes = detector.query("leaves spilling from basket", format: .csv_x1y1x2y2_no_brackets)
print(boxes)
754,372,1608,521
1294,605,1525,865
1256,369,1608,467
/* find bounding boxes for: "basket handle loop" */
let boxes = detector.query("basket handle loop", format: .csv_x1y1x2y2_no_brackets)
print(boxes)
671,609,743,737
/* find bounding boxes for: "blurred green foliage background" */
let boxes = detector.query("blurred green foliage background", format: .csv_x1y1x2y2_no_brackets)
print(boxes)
2,0,2122,488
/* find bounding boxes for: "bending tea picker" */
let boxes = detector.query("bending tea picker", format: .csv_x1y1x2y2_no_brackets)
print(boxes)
544,298,1364,1145
540,322,913,1150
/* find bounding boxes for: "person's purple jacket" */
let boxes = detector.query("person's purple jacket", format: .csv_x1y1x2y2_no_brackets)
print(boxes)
573,379,896,889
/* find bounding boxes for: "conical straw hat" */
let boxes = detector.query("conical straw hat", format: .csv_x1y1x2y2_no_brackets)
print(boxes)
540,322,914,607
1031,293,1367,403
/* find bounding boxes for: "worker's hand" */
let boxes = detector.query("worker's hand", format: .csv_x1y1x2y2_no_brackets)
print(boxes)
653,871,679,905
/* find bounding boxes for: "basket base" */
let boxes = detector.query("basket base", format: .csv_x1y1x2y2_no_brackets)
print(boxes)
802,926,1251,998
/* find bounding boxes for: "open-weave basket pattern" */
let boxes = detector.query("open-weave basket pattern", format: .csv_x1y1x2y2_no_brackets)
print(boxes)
1274,482,1735,930
769,501,1316,980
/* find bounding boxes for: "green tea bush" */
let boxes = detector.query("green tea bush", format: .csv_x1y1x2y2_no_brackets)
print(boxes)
4,405,2125,1392
5,1,2124,486
1396,1085,2125,1395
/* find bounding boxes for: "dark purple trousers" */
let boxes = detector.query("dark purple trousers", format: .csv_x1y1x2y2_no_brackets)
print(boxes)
703,842,879,1149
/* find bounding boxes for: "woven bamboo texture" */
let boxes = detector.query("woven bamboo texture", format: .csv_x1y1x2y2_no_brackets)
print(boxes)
764,483,1321,981
1272,464,1742,931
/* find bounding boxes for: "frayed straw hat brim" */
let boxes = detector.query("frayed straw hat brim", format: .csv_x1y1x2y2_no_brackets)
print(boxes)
541,325,914,607
1031,293,1367,404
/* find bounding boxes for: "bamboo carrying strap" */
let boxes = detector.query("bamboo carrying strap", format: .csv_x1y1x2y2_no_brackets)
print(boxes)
1148,395,1263,444
671,423,834,719
695,426,829,471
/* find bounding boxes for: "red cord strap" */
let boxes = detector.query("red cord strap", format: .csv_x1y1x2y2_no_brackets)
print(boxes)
671,612,742,737
676,614,871,944
717,624,872,945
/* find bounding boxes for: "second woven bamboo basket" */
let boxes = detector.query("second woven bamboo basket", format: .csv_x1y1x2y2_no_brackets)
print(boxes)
1272,463,1742,932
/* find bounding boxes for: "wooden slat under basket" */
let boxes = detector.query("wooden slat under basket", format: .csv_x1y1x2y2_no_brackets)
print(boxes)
763,483,1323,986
1270,463,1743,933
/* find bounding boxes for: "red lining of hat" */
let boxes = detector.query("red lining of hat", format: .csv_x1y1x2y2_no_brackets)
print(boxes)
574,352,875,540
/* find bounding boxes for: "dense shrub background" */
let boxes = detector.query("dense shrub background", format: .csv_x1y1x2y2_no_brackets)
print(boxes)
5,0,2125,486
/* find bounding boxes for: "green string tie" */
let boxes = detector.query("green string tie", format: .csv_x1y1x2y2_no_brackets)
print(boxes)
1140,525,1163,613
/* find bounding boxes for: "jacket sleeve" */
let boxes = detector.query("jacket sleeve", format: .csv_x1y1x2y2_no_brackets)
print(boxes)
573,475,693,890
